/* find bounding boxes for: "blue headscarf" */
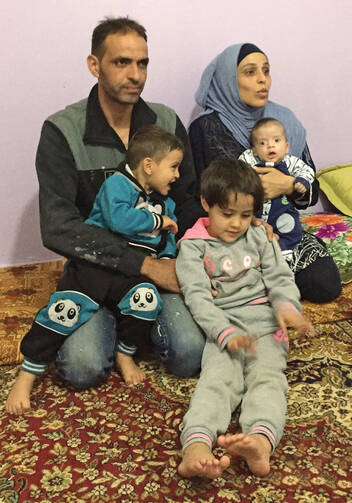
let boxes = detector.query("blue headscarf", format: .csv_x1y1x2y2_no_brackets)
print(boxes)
194,44,306,157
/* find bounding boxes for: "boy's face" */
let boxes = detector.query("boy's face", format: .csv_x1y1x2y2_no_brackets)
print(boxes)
201,192,254,243
253,123,289,163
147,149,183,195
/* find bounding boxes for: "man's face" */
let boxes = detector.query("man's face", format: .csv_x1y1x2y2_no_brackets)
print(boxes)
97,31,149,105
253,123,289,163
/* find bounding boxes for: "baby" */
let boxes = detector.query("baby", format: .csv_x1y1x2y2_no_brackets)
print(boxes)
239,117,315,261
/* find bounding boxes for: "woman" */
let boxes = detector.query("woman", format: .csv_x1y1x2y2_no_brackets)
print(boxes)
189,43,341,303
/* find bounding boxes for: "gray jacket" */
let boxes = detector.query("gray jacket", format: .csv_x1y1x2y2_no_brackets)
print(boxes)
176,218,301,349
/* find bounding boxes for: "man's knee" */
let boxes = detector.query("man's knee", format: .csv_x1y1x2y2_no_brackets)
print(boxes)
57,354,112,390
164,348,202,377
151,292,205,377
155,324,204,377
55,307,116,389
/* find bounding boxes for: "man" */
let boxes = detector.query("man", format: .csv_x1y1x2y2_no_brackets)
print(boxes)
36,17,205,389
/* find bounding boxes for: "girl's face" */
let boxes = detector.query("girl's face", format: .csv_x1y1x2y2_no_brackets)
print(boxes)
201,192,254,243
237,52,271,108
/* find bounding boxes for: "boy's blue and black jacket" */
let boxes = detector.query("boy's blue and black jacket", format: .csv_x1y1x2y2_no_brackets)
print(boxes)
86,164,177,258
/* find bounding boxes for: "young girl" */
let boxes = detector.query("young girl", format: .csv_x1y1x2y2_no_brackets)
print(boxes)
176,159,313,479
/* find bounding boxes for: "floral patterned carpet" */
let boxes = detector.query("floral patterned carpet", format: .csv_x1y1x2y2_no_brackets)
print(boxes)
301,213,352,284
0,256,352,502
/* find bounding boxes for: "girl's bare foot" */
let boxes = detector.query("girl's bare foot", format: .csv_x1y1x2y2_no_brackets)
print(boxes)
218,433,271,477
116,352,145,386
178,442,230,479
6,370,36,415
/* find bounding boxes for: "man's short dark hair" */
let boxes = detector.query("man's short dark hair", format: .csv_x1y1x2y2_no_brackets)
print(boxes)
92,17,147,60
127,125,184,170
201,158,264,213
250,117,286,146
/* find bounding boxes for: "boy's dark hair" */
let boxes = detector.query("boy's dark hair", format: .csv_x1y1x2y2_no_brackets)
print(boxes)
201,158,264,213
127,125,184,170
250,117,286,146
92,17,147,60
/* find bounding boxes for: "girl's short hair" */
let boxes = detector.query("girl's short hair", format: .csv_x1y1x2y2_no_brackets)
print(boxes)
201,158,264,213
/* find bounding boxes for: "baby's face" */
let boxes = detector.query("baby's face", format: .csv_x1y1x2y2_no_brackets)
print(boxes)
253,123,289,163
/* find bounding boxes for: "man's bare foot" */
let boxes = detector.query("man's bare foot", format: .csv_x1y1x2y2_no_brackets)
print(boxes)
6,370,36,415
178,442,230,479
116,352,145,386
217,433,271,477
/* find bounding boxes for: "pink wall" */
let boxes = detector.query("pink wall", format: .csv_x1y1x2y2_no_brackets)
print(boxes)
1,0,351,266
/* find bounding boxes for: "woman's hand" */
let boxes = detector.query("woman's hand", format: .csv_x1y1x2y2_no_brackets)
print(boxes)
251,217,278,242
254,166,295,200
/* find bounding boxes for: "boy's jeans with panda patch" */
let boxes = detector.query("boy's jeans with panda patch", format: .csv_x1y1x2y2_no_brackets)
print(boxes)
20,261,162,376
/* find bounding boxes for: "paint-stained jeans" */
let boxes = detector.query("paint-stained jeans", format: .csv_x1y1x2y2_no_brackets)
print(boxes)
56,293,204,389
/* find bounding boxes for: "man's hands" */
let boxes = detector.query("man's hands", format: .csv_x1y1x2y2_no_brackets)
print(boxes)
161,215,178,234
277,310,314,338
140,256,180,293
226,335,257,355
254,166,295,200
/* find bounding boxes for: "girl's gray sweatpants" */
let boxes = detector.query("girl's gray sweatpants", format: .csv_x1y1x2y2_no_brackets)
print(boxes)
181,304,289,452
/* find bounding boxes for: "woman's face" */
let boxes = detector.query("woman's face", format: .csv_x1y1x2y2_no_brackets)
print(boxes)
237,52,271,107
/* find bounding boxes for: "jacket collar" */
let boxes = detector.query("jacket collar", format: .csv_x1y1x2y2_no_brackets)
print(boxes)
179,218,213,242
116,163,166,205
83,84,157,149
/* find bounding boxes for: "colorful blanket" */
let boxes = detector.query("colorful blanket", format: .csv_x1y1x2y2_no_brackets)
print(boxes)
301,213,352,284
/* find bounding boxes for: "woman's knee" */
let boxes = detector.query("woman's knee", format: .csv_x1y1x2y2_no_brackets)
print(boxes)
296,256,342,303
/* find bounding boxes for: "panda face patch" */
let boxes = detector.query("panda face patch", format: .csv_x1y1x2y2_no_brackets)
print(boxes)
129,287,158,312
48,299,81,327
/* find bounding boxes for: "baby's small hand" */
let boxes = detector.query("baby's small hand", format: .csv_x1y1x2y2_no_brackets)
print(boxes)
226,335,257,355
161,216,178,234
294,182,307,194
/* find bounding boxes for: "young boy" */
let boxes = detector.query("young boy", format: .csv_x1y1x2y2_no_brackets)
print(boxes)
176,159,313,479
239,118,315,262
6,125,183,415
